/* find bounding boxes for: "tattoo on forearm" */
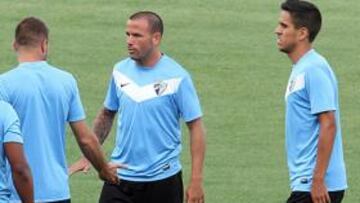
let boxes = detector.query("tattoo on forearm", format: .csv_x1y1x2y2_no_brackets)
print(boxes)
93,108,115,144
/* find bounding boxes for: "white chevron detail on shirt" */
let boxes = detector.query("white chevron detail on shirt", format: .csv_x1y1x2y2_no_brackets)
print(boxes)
113,70,183,103
285,72,305,100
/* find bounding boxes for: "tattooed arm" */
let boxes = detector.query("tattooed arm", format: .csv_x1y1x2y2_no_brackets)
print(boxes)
93,107,117,144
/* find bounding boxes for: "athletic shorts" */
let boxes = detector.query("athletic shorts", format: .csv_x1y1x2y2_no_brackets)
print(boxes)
47,199,70,203
99,171,183,203
287,190,345,203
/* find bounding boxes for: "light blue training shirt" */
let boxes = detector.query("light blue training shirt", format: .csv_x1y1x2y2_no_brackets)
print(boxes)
285,49,347,191
0,101,23,202
104,55,202,181
0,61,85,202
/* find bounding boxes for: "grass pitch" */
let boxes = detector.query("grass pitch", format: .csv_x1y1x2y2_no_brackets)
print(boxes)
0,0,359,202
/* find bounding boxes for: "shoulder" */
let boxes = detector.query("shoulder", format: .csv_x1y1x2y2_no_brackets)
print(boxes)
46,64,79,85
113,58,134,72
0,65,23,80
307,50,331,68
0,101,15,118
302,51,332,75
161,55,191,78
47,63,74,77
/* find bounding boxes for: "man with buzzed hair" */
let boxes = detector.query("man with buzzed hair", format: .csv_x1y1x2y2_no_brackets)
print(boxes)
70,11,206,203
0,17,120,203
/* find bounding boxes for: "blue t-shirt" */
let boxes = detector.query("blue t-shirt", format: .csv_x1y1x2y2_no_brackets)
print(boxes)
0,61,85,202
104,55,202,181
285,49,347,191
0,101,23,202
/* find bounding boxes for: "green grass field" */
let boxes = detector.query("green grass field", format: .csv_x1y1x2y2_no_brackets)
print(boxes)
1,0,359,202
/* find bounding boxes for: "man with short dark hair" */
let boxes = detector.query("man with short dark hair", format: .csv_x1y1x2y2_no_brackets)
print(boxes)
0,17,120,203
275,1,347,203
0,101,33,203
70,11,206,203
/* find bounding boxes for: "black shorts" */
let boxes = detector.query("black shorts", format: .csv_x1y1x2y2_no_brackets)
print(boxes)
99,171,183,203
47,199,71,203
287,191,345,203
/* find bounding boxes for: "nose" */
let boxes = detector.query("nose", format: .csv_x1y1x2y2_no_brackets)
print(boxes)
274,25,281,35
127,35,133,46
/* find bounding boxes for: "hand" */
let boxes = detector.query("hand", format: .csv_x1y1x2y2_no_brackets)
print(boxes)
68,157,91,176
99,162,125,185
186,179,205,203
311,178,331,203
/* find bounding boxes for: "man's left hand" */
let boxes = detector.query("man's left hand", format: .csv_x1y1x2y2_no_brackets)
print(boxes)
186,180,205,203
311,178,331,203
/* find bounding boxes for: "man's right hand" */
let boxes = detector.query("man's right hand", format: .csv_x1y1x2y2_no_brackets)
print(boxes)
99,162,125,185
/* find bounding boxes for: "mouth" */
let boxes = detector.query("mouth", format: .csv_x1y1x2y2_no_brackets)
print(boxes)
128,48,136,54
276,36,281,45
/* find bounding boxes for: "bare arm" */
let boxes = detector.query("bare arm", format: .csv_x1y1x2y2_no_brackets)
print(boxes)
93,107,117,144
69,120,120,184
185,118,206,203
311,111,336,203
5,143,33,203
68,108,117,175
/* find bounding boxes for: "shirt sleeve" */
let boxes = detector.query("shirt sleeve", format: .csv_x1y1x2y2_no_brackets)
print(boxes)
0,79,10,102
306,67,336,115
104,76,119,111
175,74,203,122
67,77,86,122
3,104,23,144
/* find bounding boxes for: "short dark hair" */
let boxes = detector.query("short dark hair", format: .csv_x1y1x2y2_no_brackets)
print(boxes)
15,17,49,47
281,0,322,42
129,11,164,36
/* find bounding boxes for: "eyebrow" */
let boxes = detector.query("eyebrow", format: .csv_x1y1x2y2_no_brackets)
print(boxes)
279,21,288,27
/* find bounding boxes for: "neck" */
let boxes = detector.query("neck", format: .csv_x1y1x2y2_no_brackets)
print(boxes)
137,50,162,67
17,49,46,63
287,42,312,64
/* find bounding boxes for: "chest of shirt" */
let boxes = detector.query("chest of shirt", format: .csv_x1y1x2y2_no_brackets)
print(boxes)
285,72,309,104
113,70,183,113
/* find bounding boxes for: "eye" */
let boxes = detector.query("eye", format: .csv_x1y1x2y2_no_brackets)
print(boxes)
280,22,288,28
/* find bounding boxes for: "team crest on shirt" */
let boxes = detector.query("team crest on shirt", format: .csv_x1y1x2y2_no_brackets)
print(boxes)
285,73,305,99
154,81,168,96
288,80,296,92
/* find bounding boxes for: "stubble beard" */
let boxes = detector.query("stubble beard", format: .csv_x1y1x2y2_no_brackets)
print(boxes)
279,43,295,54
132,48,154,66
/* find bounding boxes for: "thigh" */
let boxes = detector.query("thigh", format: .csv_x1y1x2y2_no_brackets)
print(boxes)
99,182,133,203
329,190,345,203
287,192,312,203
145,172,183,203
